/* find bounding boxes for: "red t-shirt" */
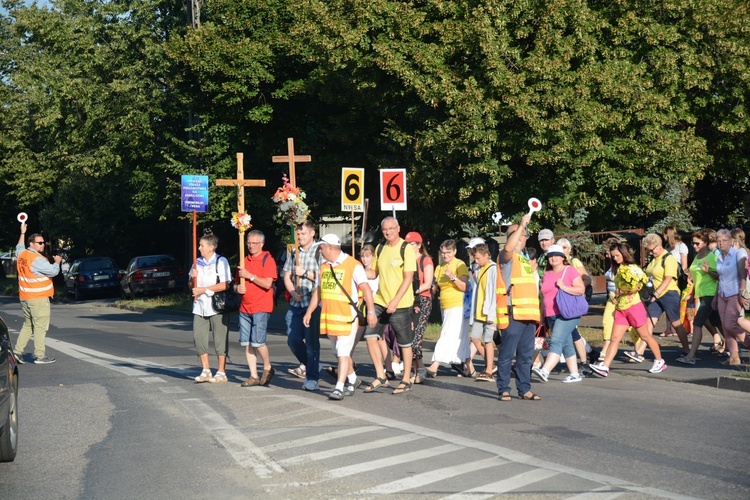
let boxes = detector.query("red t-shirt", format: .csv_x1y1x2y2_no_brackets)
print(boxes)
238,251,277,314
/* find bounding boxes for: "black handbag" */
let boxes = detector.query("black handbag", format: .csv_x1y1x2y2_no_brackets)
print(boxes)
210,257,240,313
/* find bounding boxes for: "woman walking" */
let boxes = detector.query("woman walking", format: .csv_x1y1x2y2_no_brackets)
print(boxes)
713,229,750,366
405,232,434,384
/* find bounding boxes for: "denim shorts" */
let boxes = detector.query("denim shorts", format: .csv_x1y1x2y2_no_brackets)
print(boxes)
647,290,681,322
239,312,270,347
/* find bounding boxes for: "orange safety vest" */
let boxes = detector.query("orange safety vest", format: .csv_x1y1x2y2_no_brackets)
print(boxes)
320,256,360,336
495,252,540,328
17,249,55,300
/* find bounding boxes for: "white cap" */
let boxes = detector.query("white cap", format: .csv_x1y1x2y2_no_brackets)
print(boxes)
467,237,485,249
320,234,341,246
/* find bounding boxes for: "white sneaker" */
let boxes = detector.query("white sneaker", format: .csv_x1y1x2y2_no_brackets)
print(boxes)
648,359,667,373
532,366,549,382
562,373,582,383
589,362,609,377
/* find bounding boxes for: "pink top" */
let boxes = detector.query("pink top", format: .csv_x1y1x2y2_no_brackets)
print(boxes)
541,265,581,317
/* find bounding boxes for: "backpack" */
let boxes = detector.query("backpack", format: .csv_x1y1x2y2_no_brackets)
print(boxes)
661,253,688,291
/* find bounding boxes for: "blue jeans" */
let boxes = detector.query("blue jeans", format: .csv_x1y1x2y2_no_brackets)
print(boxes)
496,314,536,397
545,315,579,359
287,305,321,381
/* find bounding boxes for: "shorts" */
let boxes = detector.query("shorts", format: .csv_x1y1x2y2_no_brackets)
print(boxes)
239,311,270,347
330,333,356,358
614,302,648,329
470,321,496,344
363,305,414,348
647,290,681,323
693,295,721,328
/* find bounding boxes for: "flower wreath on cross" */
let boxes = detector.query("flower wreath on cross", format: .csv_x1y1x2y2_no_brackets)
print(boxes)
271,174,310,227
230,212,252,233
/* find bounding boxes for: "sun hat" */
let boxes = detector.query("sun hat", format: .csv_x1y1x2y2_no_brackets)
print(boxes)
545,244,566,258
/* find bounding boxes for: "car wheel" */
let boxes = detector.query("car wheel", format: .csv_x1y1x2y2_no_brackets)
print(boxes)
0,374,18,462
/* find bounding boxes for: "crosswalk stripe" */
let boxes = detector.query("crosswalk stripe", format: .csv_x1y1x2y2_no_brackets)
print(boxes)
263,425,382,453
441,468,560,499
358,455,509,495
280,433,423,466
326,443,462,479
253,406,322,423
565,486,626,499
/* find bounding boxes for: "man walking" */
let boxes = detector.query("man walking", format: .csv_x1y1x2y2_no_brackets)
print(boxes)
362,217,417,395
284,221,322,391
13,222,61,364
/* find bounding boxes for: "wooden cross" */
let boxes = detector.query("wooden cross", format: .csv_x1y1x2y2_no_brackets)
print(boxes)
216,153,266,284
272,138,312,291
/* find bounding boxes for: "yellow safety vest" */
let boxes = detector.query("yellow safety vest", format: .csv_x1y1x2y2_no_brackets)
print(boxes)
320,256,360,336
496,252,540,328
17,249,54,300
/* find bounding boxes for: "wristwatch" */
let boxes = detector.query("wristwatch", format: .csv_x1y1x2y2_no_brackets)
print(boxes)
367,310,377,315
450,277,457,282
250,275,255,282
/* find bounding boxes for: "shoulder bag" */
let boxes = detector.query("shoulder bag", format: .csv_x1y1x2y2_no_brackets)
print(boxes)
327,263,367,324
554,266,589,319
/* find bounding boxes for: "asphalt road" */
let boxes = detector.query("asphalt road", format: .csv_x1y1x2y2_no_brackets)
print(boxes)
0,297,748,499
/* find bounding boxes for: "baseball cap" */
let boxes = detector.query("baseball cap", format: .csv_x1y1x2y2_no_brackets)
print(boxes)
404,232,422,243
467,237,485,249
545,244,566,258
538,229,554,241
320,234,341,246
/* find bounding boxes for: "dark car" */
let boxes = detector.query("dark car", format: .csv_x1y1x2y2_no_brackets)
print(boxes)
64,256,122,300
0,315,19,462
120,254,188,298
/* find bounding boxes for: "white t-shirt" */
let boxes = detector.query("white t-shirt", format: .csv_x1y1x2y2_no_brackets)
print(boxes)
670,242,688,269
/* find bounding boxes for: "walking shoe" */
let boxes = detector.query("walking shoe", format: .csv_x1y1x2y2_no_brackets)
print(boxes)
302,380,319,391
562,373,582,383
260,366,275,386
240,376,260,387
676,355,696,365
12,352,25,365
624,351,644,363
579,363,592,377
648,359,667,373
208,372,228,383
475,372,494,382
531,366,549,382
328,389,344,401
34,356,56,364
343,385,355,397
194,369,212,383
589,362,609,377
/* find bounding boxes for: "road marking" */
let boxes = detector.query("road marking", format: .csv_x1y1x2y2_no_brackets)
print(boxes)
179,398,284,478
326,443,462,479
357,455,510,495
565,486,626,499
139,377,166,384
280,433,423,466
263,425,381,453
441,468,561,499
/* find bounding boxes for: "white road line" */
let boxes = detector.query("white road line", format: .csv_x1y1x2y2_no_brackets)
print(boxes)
179,398,284,478
358,455,510,495
565,486,626,499
280,433,423,466
326,443,462,479
441,468,561,499
263,425,382,453
253,406,323,423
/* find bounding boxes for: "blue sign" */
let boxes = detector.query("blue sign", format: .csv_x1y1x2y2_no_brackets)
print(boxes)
181,175,209,212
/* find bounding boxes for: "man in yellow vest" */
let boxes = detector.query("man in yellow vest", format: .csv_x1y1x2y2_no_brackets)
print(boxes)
495,214,542,401
303,234,377,400
13,222,62,364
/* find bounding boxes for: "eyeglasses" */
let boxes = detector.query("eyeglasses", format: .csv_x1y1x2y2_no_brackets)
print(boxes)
382,226,398,232
645,246,656,252
247,241,262,245
692,241,702,246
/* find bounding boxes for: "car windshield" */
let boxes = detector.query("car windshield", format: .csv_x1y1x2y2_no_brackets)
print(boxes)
138,256,178,268
80,259,117,272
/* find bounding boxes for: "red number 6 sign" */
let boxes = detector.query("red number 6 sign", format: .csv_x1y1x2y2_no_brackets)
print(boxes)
379,169,407,211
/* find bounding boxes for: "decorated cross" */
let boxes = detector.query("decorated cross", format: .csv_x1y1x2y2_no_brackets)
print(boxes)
216,153,266,284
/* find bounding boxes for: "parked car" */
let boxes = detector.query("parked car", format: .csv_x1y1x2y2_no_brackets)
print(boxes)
120,254,188,298
0,314,18,462
64,256,122,300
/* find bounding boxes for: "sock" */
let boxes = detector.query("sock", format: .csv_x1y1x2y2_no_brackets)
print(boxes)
347,373,357,384
335,382,345,391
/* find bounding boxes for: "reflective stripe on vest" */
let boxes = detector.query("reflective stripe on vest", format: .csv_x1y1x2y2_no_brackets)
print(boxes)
320,256,360,336
17,249,54,300
495,252,540,327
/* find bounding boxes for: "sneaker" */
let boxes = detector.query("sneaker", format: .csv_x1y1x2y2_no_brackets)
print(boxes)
328,389,344,401
208,372,227,383
12,352,25,365
676,355,696,365
562,373,582,383
302,380,319,391
343,385,355,397
34,356,56,364
532,366,549,382
649,359,667,373
624,351,644,363
579,363,592,377
589,362,609,377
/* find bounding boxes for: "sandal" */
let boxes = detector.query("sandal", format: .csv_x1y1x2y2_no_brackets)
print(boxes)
518,392,542,401
425,369,438,378
325,366,337,379
392,381,412,395
450,363,466,376
499,392,512,402
363,377,389,393
288,367,306,379
385,370,397,381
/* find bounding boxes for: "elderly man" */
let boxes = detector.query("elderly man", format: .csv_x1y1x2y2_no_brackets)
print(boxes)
495,214,541,401
303,234,377,400
13,222,62,364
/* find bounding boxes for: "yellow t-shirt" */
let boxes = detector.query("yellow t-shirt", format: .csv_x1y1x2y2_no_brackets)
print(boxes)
372,240,416,309
645,249,679,297
436,259,470,310
474,262,494,322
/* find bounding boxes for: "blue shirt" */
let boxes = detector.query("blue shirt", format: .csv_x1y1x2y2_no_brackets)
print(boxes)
716,247,745,297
